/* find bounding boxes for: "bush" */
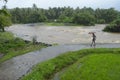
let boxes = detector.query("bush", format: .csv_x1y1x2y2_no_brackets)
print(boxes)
0,37,26,53
103,19,120,32
96,19,105,24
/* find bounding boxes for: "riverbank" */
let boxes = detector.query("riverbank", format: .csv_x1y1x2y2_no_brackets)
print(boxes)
0,32,48,63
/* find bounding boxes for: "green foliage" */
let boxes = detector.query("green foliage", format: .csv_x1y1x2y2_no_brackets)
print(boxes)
0,14,12,31
96,19,105,24
9,7,47,23
103,19,120,32
0,9,10,16
58,14,72,23
0,9,12,31
72,13,95,26
22,48,120,80
9,6,120,25
0,33,26,53
95,8,119,23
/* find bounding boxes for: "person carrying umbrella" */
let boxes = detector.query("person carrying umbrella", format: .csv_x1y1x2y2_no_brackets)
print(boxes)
89,32,96,48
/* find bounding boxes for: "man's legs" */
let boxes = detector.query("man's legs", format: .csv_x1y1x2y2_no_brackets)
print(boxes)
91,40,96,47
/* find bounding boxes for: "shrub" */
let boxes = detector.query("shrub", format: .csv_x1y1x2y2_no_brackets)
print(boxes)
103,19,120,32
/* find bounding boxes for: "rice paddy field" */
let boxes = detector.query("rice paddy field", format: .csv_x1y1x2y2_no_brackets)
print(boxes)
60,53,120,80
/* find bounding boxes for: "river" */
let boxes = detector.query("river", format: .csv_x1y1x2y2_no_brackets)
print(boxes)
6,24,120,44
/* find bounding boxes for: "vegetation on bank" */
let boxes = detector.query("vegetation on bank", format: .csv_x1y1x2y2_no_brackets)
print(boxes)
22,48,120,80
0,32,47,63
44,22,82,26
103,19,120,32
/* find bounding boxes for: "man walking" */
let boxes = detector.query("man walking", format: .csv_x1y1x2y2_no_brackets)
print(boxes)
89,32,96,48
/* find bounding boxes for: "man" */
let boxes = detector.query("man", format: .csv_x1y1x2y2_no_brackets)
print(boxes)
89,32,96,48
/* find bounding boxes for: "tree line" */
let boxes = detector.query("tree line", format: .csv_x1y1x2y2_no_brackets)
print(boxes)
0,2,120,32
9,4,120,26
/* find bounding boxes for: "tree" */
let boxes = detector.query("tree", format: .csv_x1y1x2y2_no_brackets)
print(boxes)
95,8,119,23
0,9,12,31
0,0,12,31
8,6,120,25
58,14,72,23
73,13,95,26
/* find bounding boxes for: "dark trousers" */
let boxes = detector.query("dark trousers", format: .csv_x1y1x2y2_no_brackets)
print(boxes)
91,39,96,47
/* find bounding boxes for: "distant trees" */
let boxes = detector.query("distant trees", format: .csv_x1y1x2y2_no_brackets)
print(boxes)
95,8,119,23
58,7,74,23
73,13,95,26
9,4,47,23
8,5,120,26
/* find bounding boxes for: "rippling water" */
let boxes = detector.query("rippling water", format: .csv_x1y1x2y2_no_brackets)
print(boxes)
6,24,120,44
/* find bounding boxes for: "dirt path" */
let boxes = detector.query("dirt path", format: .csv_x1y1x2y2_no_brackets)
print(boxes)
0,43,120,80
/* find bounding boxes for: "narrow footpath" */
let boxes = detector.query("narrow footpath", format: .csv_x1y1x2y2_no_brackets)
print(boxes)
0,43,120,80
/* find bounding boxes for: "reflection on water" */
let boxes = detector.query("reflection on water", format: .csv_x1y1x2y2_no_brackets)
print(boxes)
6,24,120,44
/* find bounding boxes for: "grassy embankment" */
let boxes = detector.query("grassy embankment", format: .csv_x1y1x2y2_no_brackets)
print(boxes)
0,32,47,63
22,48,120,80
42,22,81,26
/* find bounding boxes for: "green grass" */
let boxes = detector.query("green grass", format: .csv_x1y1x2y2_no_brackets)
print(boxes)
0,32,46,63
44,22,81,26
21,48,120,80
60,54,120,80
0,31,14,40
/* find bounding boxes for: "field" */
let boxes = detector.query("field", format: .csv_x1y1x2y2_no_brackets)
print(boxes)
22,48,120,80
60,53,120,80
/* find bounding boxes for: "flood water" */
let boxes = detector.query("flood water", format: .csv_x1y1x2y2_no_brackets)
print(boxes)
6,24,120,44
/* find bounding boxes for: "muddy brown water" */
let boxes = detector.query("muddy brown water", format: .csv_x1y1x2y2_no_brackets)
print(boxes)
6,24,120,44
